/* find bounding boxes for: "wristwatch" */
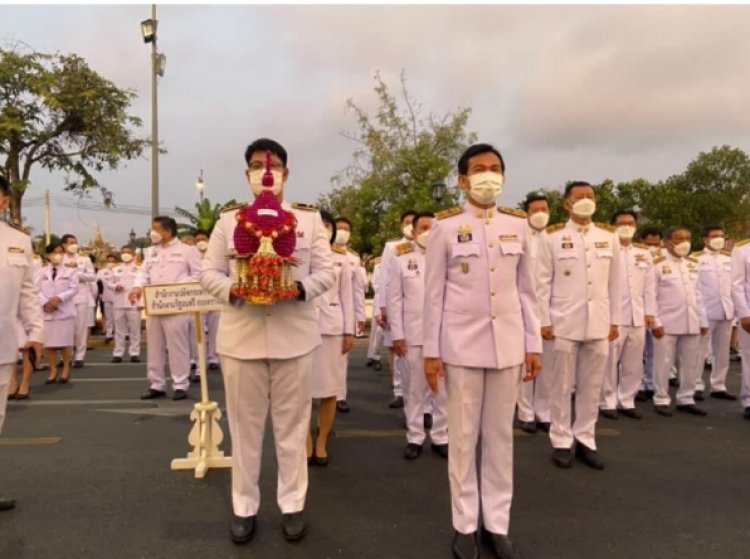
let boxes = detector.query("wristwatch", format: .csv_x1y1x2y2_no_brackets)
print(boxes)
296,281,306,301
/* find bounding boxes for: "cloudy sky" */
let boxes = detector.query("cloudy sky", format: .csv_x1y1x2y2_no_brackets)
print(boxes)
2,4,749,247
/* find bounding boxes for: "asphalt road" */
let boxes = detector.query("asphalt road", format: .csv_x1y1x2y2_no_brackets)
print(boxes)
1,339,749,559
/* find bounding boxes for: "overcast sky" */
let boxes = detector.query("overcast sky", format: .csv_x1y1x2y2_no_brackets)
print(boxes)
2,4,749,247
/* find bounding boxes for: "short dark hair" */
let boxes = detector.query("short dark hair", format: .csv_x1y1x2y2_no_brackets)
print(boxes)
664,226,690,241
610,209,638,225
458,143,506,176
564,181,594,199
639,226,663,241
334,217,352,229
523,193,549,212
45,241,62,254
105,253,118,261
701,225,724,237
61,234,77,245
412,211,436,231
0,175,9,196
121,245,134,251
400,210,416,225
152,216,177,237
319,209,336,244
244,138,288,167
194,229,210,239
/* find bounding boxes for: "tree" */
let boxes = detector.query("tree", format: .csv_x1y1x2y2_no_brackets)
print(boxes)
0,48,149,225
175,197,238,236
319,71,476,255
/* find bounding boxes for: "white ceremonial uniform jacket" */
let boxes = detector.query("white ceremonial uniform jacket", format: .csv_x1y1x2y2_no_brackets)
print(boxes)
617,243,657,327
342,247,366,324
39,263,80,321
731,240,750,320
387,243,427,346
135,238,202,288
316,247,355,336
695,249,735,321
107,263,142,309
0,222,43,365
63,253,96,305
377,237,410,311
200,201,335,360
537,220,621,341
98,267,116,304
652,252,708,335
423,203,542,370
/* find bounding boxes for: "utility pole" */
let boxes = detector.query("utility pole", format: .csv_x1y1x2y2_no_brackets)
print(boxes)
44,189,51,244
150,3,159,219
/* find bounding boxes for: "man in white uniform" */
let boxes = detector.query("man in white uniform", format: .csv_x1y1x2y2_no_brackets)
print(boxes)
108,245,142,363
98,253,118,342
195,230,221,372
0,175,44,511
201,138,334,544
424,144,541,559
537,181,620,470
366,258,384,371
61,233,96,368
730,237,750,420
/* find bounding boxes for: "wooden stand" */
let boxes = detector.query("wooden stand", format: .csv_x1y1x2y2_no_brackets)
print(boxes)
170,312,232,478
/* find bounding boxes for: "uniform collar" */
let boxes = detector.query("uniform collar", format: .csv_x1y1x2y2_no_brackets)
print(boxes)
566,219,591,234
465,200,495,219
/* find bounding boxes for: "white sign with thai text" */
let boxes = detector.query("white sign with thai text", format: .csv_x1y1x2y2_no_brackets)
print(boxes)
143,282,226,316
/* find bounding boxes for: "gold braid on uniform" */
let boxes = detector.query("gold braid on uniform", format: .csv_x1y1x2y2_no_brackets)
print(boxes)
595,222,616,233
497,206,527,219
8,222,31,235
221,202,247,213
653,256,666,264
436,206,463,220
735,239,750,248
545,223,565,234
292,202,318,212
395,242,414,256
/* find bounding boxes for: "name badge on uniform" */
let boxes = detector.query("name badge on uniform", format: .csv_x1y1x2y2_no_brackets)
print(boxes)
595,241,609,249
457,224,472,243
461,261,469,274
408,259,418,271
662,265,671,275
7,246,24,253
499,234,518,241
296,231,305,238
635,254,646,262
561,234,573,250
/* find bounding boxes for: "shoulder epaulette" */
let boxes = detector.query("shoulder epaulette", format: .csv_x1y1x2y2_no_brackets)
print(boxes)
8,222,30,235
395,242,414,256
721,249,732,257
332,245,347,254
545,223,565,234
653,256,666,264
691,251,704,258
64,262,78,268
347,247,359,257
292,202,318,212
497,206,526,219
436,206,463,220
595,222,616,233
686,256,698,264
221,202,246,213
370,256,381,265
735,239,750,248
633,242,648,250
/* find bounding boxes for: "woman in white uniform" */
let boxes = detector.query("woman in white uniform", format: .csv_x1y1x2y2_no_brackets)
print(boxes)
39,242,79,383
8,255,43,399
307,212,355,466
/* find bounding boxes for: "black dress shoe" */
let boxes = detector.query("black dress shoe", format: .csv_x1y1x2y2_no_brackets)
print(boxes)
73,361,84,369
229,514,256,544
140,389,166,400
208,362,220,371
388,395,404,409
654,405,673,416
452,531,479,559
694,390,704,402
431,443,449,459
373,361,382,371
130,356,141,363
710,390,737,401
575,441,605,470
552,448,572,468
518,421,537,434
618,407,642,419
536,421,551,433
600,409,619,420
365,358,376,367
635,390,648,402
676,404,707,416
0,497,16,511
172,389,188,401
190,362,197,371
482,529,520,559
336,400,351,413
404,443,422,460
744,407,750,420
111,356,123,363
282,512,306,541
424,413,433,429
14,390,29,401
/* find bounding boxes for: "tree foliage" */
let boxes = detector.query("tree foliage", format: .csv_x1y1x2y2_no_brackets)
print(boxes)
0,47,149,225
319,71,476,256
175,197,238,236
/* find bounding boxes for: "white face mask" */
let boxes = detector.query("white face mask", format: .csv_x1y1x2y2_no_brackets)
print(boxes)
66,243,79,255
334,229,350,246
468,172,504,205
708,237,725,251
528,212,549,231
120,253,134,263
150,230,163,245
248,169,284,197
416,230,430,248
571,198,596,218
617,225,636,241
49,254,63,265
402,223,414,239
196,240,209,252
673,241,691,257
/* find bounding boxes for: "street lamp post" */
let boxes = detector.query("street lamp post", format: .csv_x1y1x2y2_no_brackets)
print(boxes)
129,228,137,248
196,169,205,203
431,181,447,203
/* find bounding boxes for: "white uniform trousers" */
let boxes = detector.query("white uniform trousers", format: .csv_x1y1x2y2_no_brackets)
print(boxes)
367,312,383,362
696,319,732,393
403,346,447,445
641,332,655,390
446,364,520,535
517,340,555,423
222,352,312,517
113,308,141,358
204,312,220,365
600,325,646,411
392,354,405,397
103,301,115,338
652,334,702,406
145,315,191,391
0,364,11,434
550,337,609,450
737,328,750,409
73,302,90,361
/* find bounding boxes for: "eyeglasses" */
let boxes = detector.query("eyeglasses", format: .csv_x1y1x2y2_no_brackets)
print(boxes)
248,162,284,172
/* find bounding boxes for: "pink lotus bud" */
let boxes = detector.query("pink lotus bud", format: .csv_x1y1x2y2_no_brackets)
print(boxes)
262,150,274,187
